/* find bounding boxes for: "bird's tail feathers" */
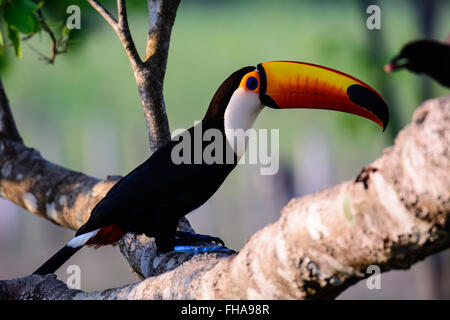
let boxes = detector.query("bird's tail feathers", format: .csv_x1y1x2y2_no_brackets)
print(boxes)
33,229,99,275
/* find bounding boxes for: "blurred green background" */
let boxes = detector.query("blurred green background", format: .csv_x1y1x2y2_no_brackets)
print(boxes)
0,0,449,298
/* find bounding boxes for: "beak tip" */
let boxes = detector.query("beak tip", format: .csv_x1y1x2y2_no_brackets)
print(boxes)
381,116,389,132
347,84,389,132
384,64,393,73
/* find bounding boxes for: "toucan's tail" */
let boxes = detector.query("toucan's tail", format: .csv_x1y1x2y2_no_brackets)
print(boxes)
33,229,100,275
33,245,82,275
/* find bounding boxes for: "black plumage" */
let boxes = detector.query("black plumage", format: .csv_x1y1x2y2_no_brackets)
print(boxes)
76,67,253,251
33,246,82,275
386,39,450,87
33,60,390,275
33,67,252,275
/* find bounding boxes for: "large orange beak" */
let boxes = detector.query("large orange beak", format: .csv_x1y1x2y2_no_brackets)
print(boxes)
257,61,389,130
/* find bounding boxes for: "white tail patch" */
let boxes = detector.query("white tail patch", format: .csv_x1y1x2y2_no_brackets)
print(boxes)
67,229,100,248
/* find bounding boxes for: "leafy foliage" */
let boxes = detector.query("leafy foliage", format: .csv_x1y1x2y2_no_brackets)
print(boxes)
0,0,70,61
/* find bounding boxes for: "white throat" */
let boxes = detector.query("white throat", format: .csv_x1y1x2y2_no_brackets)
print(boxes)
224,88,263,157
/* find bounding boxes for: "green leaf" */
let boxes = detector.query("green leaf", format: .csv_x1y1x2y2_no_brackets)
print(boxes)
61,25,70,39
6,24,21,58
12,0,41,12
4,5,40,34
32,13,41,33
0,30,3,56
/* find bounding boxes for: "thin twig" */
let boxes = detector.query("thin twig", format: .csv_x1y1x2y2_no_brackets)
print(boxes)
2,34,34,48
115,0,142,68
86,0,118,30
87,0,142,70
36,9,58,64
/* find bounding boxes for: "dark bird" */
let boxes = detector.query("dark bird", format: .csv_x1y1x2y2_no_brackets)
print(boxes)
385,37,450,87
34,61,389,275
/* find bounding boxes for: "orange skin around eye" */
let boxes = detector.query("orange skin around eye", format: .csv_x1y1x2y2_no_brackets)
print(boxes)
239,71,260,93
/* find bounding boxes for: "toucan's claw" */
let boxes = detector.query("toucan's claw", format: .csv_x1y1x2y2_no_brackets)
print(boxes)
173,245,236,257
175,231,225,247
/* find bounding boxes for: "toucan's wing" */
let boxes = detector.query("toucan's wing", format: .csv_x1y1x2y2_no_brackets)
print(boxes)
75,143,175,236
75,141,210,236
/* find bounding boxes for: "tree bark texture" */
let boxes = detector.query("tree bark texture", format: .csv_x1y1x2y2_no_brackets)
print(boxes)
1,95,448,299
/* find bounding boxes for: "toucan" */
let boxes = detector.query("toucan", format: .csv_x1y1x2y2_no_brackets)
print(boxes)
385,38,450,88
33,61,389,275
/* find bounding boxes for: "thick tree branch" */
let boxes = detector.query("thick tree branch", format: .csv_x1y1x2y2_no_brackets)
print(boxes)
0,75,204,279
144,0,178,65
0,80,22,143
1,0,447,300
1,96,449,299
136,0,180,151
0,77,113,229
0,0,193,280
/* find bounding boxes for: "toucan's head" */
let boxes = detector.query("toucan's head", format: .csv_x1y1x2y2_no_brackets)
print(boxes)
205,61,389,156
385,40,450,87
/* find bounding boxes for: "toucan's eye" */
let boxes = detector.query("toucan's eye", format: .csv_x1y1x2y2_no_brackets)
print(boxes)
246,77,258,90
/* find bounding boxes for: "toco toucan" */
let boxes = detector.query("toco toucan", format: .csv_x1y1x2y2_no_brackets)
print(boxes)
34,61,389,275
385,38,450,88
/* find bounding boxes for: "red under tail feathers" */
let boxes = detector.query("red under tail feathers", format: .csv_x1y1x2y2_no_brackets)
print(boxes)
85,225,126,248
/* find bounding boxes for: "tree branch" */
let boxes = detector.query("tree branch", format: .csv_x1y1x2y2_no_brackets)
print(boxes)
36,9,68,64
0,74,204,279
2,0,447,300
114,0,143,71
87,0,142,71
0,79,23,143
0,0,194,281
0,78,113,229
87,0,179,151
1,96,449,299
86,0,118,30
144,0,178,65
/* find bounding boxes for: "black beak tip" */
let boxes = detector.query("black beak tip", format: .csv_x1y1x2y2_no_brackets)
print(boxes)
347,84,389,131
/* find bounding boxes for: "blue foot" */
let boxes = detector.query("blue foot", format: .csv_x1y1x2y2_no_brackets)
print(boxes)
173,245,236,257
175,231,225,247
